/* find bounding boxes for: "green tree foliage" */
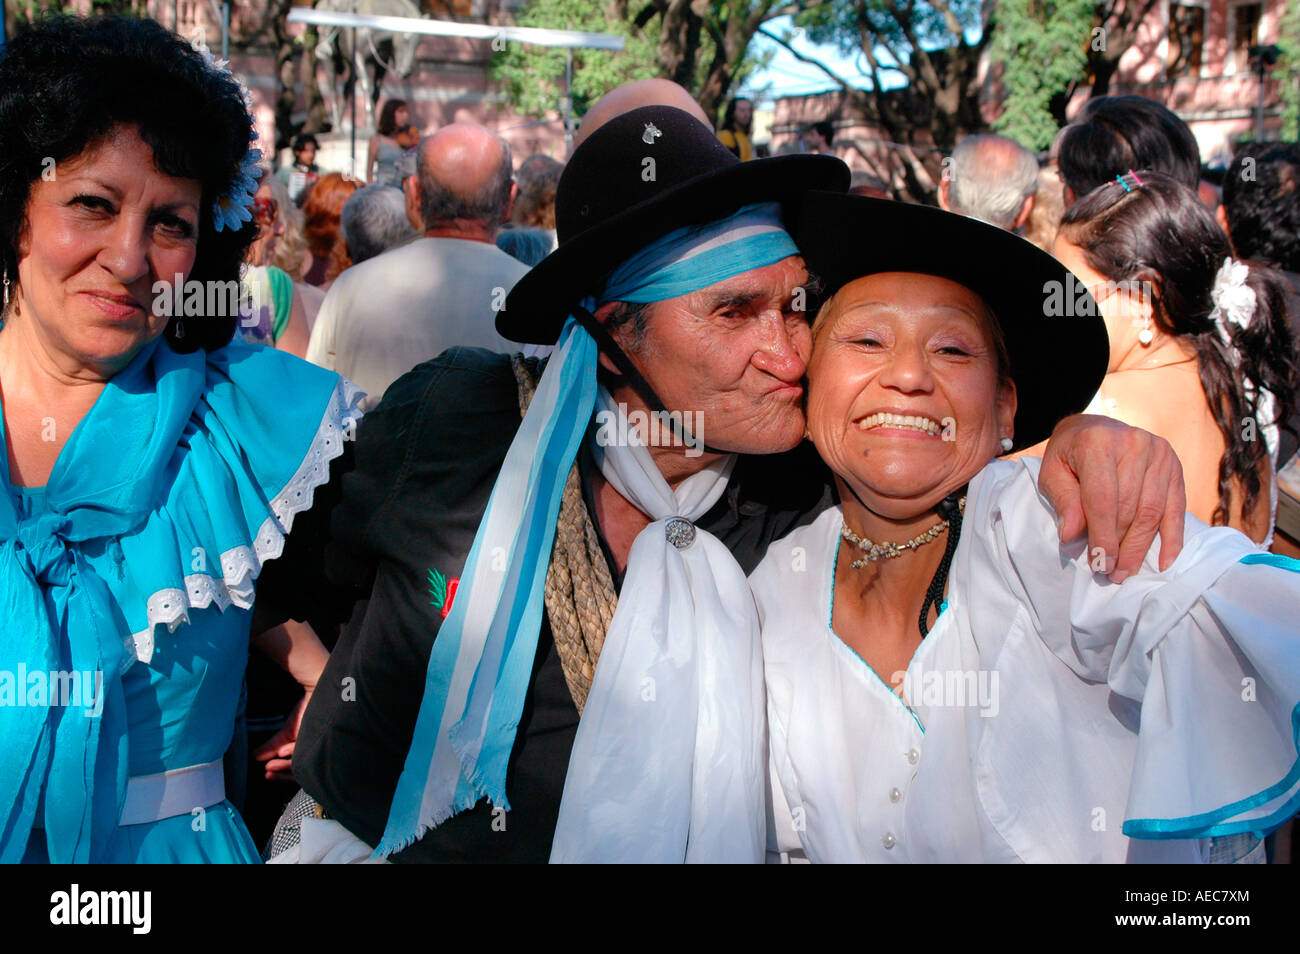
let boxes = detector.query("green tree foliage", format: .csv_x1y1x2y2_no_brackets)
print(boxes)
491,0,789,124
490,0,666,120
1278,0,1300,140
991,0,1094,150
11,0,148,20
796,0,984,65
793,0,990,150
774,0,988,201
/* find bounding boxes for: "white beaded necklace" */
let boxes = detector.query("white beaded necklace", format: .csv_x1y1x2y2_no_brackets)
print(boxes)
840,497,967,569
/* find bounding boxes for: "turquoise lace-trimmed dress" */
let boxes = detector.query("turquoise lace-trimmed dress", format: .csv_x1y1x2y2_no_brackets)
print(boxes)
372,137,405,187
0,335,363,863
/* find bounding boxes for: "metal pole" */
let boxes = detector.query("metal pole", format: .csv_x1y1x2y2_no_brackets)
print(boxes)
564,48,573,154
1249,45,1281,141
221,1,229,61
350,26,357,177
1256,58,1266,141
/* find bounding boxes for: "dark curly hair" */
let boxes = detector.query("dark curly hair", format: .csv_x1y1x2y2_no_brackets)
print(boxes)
1222,142,1300,274
1061,171,1299,529
0,15,259,352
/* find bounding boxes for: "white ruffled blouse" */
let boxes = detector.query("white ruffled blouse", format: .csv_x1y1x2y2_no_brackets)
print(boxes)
753,457,1300,863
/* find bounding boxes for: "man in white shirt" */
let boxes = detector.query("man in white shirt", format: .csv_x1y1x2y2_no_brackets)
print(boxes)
306,124,530,409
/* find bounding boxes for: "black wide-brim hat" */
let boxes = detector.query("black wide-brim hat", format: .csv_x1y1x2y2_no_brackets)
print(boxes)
793,191,1109,450
498,105,850,344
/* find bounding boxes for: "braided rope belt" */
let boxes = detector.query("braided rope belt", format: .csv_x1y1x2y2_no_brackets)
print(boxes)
511,354,618,714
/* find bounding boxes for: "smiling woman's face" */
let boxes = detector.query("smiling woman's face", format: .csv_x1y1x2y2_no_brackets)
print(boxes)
11,123,202,379
806,272,1017,519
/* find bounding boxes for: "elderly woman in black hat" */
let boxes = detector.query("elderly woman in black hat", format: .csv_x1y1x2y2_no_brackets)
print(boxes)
756,193,1300,864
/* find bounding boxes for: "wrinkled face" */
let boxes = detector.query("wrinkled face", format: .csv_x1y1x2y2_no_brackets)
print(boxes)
806,272,1016,519
608,255,813,455
12,123,201,378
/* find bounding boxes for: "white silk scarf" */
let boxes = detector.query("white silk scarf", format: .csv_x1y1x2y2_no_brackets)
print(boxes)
550,389,766,862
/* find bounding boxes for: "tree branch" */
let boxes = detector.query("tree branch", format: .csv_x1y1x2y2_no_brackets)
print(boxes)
632,2,658,30
757,24,879,92
927,0,970,46
882,0,937,91
859,28,905,133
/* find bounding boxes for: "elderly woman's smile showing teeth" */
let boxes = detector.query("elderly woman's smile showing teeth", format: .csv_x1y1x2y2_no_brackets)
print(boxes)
857,410,944,436
803,271,1016,519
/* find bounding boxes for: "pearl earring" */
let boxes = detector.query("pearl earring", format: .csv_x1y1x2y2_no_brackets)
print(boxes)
1000,437,1014,452
1137,315,1153,346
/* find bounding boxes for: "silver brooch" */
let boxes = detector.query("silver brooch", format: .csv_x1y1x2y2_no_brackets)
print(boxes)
642,122,662,145
665,517,695,549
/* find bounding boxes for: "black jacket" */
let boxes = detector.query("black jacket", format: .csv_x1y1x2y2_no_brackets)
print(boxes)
256,346,834,862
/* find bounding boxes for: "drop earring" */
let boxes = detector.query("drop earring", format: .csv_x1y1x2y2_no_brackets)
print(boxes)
1137,314,1153,346
2,270,9,311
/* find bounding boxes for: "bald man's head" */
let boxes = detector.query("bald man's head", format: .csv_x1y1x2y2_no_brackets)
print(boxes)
574,79,711,148
413,123,514,231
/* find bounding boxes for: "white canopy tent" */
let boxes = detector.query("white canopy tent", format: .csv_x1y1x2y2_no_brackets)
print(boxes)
286,7,624,166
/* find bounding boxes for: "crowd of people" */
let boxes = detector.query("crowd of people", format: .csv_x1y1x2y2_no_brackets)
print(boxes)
2,14,1299,867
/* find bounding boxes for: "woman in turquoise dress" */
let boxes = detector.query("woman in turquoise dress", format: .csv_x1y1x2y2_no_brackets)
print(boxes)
367,99,410,187
0,16,361,863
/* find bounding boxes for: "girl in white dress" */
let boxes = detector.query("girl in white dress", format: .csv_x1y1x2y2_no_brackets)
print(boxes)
754,192,1300,863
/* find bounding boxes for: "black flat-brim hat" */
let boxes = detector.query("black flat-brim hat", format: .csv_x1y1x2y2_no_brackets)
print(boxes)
498,105,850,345
793,191,1109,450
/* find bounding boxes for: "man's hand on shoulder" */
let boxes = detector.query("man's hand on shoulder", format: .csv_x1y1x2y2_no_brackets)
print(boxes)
1038,414,1186,582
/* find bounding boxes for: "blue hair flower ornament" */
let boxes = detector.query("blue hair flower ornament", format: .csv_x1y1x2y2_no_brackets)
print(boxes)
190,29,264,233
213,147,264,232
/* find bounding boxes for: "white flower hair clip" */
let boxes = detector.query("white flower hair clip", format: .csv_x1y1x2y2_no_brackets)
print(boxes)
190,30,263,233
1209,256,1256,344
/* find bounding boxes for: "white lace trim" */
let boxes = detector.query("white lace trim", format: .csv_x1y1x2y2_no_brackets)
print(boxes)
125,376,365,666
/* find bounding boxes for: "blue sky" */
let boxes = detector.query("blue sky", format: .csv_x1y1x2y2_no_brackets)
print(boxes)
744,14,987,106
743,15,895,106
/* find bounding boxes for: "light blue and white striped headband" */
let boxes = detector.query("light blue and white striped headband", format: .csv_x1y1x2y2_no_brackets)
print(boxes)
599,201,799,303
375,201,800,857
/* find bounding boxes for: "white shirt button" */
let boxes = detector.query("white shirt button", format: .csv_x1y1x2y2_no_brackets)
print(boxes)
906,747,920,765
882,831,896,849
889,787,902,803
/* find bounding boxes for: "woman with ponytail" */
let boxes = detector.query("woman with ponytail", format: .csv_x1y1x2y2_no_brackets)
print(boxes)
1054,170,1299,544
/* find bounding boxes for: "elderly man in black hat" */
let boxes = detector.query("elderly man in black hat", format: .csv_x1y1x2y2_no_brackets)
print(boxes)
259,95,1188,864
